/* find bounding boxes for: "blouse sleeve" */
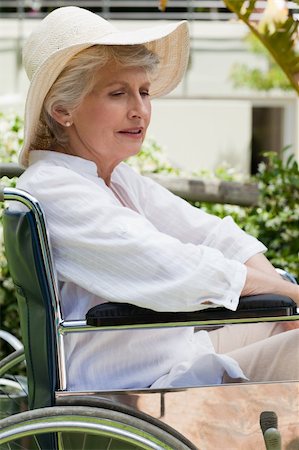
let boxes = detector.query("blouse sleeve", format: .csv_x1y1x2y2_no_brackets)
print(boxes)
118,164,267,264
17,164,248,312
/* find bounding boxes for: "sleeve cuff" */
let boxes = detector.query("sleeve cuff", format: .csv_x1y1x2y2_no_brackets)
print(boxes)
236,242,267,264
208,262,247,312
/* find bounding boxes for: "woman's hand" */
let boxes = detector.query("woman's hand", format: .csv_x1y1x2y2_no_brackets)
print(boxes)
242,265,299,305
243,253,299,303
244,253,283,279
242,254,299,331
242,266,299,331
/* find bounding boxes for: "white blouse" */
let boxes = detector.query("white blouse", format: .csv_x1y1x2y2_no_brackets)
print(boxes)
17,150,266,390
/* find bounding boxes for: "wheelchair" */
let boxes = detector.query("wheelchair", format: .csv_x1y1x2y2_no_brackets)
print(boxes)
0,186,298,449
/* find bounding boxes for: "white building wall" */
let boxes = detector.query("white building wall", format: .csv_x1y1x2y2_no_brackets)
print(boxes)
148,99,252,173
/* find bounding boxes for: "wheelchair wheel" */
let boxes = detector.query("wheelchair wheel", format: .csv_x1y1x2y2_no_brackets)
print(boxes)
0,405,195,449
0,349,27,420
0,349,25,377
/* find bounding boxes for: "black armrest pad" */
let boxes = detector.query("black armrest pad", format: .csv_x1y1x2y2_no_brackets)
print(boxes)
86,294,297,327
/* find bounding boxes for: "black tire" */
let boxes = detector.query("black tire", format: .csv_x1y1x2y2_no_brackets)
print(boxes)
0,405,196,450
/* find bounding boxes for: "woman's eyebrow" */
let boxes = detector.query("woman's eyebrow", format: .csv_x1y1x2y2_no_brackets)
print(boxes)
104,80,151,89
92,80,127,92
105,81,128,88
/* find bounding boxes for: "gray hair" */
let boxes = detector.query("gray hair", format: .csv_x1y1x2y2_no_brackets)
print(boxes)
40,44,159,148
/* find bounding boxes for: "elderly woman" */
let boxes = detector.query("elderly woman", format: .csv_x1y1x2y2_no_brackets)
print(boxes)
17,6,298,391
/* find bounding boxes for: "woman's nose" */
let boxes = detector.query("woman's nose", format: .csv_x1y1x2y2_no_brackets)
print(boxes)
128,95,149,119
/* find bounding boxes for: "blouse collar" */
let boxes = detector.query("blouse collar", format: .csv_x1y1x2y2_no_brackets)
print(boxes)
28,150,98,178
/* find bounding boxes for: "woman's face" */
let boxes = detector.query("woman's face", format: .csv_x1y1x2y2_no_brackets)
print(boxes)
67,62,152,176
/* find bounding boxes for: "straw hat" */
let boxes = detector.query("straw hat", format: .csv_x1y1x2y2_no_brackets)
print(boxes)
19,6,189,167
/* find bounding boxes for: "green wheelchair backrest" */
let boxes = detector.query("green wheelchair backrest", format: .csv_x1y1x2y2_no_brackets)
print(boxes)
3,209,57,410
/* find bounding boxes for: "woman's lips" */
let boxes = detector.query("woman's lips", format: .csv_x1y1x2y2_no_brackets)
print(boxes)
118,128,143,138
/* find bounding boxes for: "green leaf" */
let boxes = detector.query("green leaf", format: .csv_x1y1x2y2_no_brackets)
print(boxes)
223,0,299,95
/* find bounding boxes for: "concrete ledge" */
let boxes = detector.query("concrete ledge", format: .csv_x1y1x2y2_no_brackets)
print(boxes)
0,163,257,206
148,173,258,206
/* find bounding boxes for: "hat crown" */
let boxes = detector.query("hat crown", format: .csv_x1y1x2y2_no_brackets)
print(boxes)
23,6,116,80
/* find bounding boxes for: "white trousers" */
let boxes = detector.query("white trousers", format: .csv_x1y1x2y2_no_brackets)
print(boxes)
209,323,299,382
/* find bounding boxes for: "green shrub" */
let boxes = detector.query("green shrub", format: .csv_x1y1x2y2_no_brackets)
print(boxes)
0,111,23,163
199,152,299,279
245,152,299,278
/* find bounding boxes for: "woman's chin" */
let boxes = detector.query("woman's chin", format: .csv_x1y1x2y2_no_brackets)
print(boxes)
124,145,143,159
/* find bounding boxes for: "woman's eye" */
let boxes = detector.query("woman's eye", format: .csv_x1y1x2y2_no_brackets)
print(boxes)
141,91,150,97
111,91,124,96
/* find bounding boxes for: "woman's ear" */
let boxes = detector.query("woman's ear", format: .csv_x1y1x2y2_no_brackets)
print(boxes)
51,106,73,127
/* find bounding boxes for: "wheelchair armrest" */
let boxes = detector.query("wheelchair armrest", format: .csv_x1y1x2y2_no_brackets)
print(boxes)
86,294,298,327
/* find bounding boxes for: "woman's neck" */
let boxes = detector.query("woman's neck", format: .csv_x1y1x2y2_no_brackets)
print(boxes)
52,144,117,186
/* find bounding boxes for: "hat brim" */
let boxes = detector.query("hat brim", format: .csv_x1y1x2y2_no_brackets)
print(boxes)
19,19,189,167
